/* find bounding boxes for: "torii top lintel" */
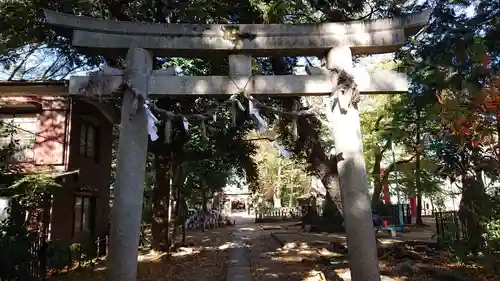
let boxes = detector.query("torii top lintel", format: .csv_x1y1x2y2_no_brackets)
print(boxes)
43,9,430,57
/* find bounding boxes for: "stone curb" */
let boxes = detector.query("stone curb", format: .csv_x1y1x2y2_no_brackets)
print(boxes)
269,232,286,247
225,233,252,281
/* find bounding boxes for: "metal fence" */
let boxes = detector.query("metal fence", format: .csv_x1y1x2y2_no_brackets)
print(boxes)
70,236,108,268
434,211,468,244
18,236,108,281
28,235,48,281
0,234,47,281
390,204,412,225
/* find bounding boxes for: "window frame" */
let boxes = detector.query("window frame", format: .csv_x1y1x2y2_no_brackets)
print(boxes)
79,120,99,162
72,195,95,239
0,113,38,163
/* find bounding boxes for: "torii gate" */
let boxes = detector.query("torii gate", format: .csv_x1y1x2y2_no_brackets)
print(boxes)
43,10,429,281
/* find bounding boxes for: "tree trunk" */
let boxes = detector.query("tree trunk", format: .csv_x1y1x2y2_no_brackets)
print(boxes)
322,175,343,214
165,172,172,249
273,160,282,208
370,152,384,207
458,176,487,251
415,151,423,225
416,191,423,224
151,154,169,251
273,188,282,208
269,46,344,216
372,156,416,209
415,105,424,225
292,104,345,217
181,199,187,244
169,162,184,248
201,185,208,213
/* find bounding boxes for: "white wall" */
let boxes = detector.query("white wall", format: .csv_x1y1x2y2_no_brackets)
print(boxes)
421,180,461,215
222,174,250,195
0,197,9,222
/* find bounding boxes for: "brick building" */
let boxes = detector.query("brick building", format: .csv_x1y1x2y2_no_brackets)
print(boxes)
0,81,115,245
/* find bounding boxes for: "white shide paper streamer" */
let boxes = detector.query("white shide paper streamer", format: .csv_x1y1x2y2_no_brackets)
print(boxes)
249,100,292,158
183,117,189,132
144,104,159,141
147,97,293,160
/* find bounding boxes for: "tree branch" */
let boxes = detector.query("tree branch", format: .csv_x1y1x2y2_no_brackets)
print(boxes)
41,57,62,79
370,153,379,173
374,115,384,131
381,155,417,184
8,45,40,80
243,136,275,142
381,139,393,155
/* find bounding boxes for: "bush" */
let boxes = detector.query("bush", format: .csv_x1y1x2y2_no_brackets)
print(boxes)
449,196,500,271
485,218,500,250
46,240,72,272
0,215,38,281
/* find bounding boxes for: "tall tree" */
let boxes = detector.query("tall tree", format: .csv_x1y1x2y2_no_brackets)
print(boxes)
397,0,500,247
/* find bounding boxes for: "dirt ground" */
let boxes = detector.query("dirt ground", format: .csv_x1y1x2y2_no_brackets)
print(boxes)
49,227,233,281
254,222,498,281
243,223,345,281
270,223,436,251
48,218,498,281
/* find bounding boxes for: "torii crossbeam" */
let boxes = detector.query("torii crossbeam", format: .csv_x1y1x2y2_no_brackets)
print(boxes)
42,9,430,281
44,9,429,57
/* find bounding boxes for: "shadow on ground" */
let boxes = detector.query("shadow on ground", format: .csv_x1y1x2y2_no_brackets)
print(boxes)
49,228,234,281
242,227,348,281
247,222,500,281
48,219,500,281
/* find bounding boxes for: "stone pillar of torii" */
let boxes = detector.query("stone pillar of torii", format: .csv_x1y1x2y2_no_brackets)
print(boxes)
43,9,430,281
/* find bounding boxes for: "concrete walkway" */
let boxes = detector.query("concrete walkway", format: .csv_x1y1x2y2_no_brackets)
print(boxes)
226,213,255,281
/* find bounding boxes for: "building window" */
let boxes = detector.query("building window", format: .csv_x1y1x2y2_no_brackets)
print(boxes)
79,121,98,161
0,114,37,163
73,196,92,239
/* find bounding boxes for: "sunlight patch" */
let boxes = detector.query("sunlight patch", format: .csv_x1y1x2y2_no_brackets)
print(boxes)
272,256,303,262
317,248,339,257
297,249,317,255
299,242,310,249
303,270,326,281
255,267,269,272
137,251,168,262
218,242,245,250
170,247,201,257
237,227,256,231
264,272,280,278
